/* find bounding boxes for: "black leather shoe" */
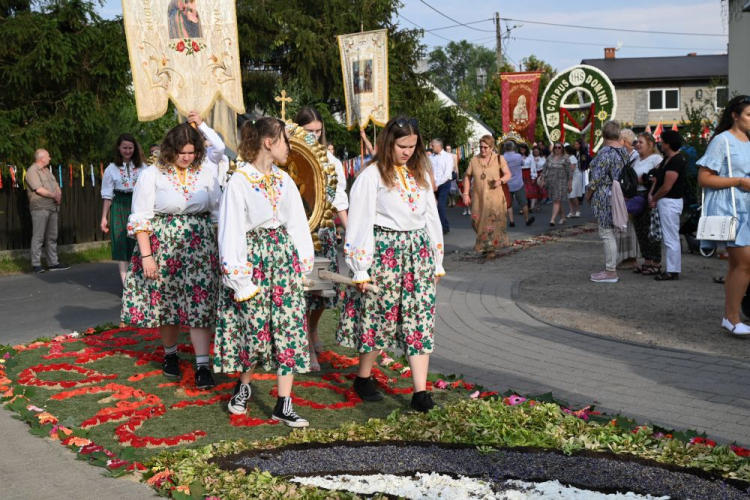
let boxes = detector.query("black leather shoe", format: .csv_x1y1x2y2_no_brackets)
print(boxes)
410,390,437,413
654,272,679,281
353,376,384,402
525,216,535,226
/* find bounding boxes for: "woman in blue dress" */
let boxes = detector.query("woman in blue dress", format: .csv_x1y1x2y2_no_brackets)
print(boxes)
698,95,750,335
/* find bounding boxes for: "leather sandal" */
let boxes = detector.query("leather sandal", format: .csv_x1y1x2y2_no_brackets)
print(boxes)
642,265,661,276
654,272,679,281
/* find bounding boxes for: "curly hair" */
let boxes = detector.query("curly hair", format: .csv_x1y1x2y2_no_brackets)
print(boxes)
158,123,207,170
237,117,287,164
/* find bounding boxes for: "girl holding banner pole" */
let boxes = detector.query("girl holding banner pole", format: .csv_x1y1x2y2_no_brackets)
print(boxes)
294,107,349,371
337,115,445,413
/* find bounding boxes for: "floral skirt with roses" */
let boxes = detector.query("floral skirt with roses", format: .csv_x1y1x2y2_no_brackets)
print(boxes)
337,227,436,357
305,226,340,312
121,213,219,328
214,227,310,376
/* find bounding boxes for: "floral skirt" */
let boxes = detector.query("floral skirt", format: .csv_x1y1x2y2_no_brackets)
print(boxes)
337,227,436,357
214,227,310,376
305,226,340,312
110,192,136,262
121,213,219,328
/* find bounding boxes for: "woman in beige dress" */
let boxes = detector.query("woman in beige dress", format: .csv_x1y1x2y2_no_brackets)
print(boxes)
461,135,512,260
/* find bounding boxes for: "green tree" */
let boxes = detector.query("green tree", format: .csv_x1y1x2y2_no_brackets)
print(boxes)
427,40,497,106
0,0,133,163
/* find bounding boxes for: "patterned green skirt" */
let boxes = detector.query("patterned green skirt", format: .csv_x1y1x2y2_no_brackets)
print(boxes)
337,227,437,357
111,192,136,262
121,213,219,328
214,227,310,376
305,226,340,312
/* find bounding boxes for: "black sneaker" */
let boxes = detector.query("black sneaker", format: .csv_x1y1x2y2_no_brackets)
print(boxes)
353,376,384,402
32,266,46,274
525,216,535,227
509,222,516,227
195,365,215,389
272,397,309,428
227,380,252,415
48,263,71,271
410,390,436,413
162,353,181,378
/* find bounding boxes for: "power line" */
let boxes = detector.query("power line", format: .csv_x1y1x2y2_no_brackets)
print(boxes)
502,17,727,37
424,18,494,33
398,13,453,42
510,35,725,51
418,0,495,33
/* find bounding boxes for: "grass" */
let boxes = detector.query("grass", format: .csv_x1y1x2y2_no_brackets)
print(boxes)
0,243,113,275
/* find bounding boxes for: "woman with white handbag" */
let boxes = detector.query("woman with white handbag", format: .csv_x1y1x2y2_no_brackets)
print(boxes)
697,95,750,335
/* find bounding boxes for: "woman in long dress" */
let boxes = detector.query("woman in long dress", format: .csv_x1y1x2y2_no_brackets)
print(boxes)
337,115,444,413
565,144,582,218
214,118,314,427
461,134,511,259
539,142,571,226
100,134,145,285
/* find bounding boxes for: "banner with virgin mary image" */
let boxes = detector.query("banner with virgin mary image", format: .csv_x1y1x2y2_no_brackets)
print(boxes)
122,0,245,128
500,72,543,143
337,29,389,130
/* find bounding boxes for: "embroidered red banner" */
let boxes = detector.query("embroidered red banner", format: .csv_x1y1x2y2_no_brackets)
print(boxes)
500,72,543,143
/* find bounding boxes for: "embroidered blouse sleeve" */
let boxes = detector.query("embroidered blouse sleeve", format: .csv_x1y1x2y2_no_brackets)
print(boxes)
127,166,158,236
423,175,446,276
330,155,349,211
101,165,116,200
199,123,226,167
218,175,258,302
344,168,378,283
282,177,315,274
206,169,221,225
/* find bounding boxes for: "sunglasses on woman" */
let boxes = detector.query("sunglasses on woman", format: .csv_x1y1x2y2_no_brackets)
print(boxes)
395,117,419,129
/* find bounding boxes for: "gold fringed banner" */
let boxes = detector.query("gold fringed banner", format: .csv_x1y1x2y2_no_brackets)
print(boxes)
337,29,389,130
122,0,245,123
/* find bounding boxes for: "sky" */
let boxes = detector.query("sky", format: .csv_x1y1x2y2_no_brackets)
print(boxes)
100,0,728,72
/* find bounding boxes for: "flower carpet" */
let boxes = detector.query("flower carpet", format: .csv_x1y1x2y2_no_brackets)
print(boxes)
2,318,750,499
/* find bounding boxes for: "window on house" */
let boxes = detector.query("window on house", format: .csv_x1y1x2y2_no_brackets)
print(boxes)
715,86,729,110
648,89,680,111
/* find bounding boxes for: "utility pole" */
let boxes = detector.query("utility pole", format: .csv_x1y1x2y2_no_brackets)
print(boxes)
495,12,502,70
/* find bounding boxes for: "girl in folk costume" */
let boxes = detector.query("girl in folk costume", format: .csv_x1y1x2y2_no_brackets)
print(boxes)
215,118,315,427
101,133,146,285
338,116,445,413
121,123,221,390
294,107,349,371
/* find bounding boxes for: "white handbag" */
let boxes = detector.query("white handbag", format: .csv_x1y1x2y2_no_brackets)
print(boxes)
696,138,739,242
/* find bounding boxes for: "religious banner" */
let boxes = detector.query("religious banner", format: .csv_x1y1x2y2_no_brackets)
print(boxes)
500,72,542,143
337,29,389,130
122,0,245,140
540,65,617,153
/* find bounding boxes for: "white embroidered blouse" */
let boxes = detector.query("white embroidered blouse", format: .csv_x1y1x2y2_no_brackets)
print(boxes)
126,164,221,236
101,162,144,199
199,122,226,171
218,162,315,301
327,151,349,212
344,164,445,283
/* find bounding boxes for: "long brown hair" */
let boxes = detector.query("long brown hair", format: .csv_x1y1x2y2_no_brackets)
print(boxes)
237,118,287,163
158,123,206,171
114,133,145,167
294,107,326,145
369,115,429,189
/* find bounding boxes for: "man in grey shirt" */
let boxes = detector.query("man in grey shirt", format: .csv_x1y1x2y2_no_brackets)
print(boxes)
26,149,70,273
503,142,535,227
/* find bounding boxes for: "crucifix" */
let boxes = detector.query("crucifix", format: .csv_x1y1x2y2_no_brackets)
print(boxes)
275,90,293,121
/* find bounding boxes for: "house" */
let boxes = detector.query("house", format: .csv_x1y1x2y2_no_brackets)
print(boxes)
580,51,728,130
426,81,495,144
728,0,750,95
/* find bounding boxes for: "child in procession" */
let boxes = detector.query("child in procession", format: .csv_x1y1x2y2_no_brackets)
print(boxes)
337,115,445,413
214,117,315,427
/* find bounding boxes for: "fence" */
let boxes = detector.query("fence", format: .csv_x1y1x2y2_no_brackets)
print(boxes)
0,167,106,251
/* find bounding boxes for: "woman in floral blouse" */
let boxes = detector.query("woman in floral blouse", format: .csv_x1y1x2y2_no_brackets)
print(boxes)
101,133,146,285
121,122,221,391
337,116,445,413
215,118,314,427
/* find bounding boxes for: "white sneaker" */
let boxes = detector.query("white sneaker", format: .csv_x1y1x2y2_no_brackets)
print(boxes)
721,318,750,336
566,213,573,218
590,271,618,283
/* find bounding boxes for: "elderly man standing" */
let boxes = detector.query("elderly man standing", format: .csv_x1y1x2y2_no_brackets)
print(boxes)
430,138,454,234
26,149,69,274
503,142,535,228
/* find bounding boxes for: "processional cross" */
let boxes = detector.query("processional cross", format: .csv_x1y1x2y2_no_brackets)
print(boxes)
275,90,293,121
